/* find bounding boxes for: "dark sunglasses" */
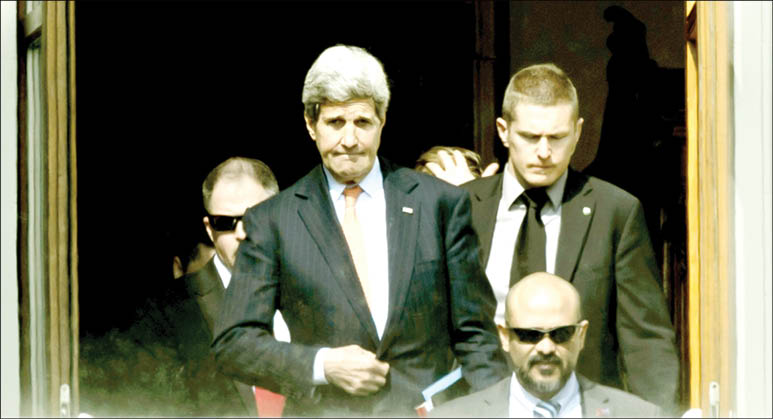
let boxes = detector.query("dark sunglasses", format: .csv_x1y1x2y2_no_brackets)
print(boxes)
509,324,580,344
207,214,243,232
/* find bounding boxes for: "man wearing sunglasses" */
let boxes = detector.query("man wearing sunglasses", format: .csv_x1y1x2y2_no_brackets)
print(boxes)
431,272,661,418
140,157,290,416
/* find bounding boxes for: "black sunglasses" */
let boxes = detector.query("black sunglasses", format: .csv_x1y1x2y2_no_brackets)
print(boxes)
207,215,243,232
509,324,580,344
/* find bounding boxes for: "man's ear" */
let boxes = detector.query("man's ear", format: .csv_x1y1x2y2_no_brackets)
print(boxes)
576,319,589,351
574,117,584,144
203,215,215,244
172,256,184,279
304,114,317,141
496,117,510,149
497,324,511,353
568,117,584,157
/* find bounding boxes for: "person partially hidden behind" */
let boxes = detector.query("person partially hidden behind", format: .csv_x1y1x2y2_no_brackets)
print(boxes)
136,157,290,417
460,63,679,413
431,272,661,418
415,145,499,185
172,236,215,279
212,44,507,417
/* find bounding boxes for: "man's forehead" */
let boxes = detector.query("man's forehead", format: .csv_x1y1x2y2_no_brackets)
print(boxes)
513,102,574,121
507,283,581,326
319,99,378,117
509,307,577,328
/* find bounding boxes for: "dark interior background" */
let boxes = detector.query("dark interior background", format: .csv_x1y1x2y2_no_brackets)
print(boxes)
74,1,689,410
75,1,484,336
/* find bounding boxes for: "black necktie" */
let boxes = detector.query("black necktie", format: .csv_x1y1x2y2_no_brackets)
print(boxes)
511,187,549,286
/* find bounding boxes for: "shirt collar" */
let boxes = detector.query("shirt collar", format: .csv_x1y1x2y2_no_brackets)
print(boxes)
322,158,384,199
213,252,231,289
510,371,579,415
550,371,580,412
502,164,568,209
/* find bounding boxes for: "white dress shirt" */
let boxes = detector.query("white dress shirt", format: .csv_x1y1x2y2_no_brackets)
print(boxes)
509,371,582,418
313,160,390,384
485,166,568,326
216,254,291,343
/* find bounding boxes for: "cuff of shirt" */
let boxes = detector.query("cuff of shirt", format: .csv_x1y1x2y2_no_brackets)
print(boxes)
312,347,330,385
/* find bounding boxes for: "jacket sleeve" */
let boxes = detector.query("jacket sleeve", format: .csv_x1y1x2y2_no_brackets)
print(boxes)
443,190,509,390
614,199,680,414
211,203,320,402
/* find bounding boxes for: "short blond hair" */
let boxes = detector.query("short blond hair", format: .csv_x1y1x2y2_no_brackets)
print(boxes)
501,63,579,122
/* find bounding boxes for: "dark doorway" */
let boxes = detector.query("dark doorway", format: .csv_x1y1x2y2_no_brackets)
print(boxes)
75,2,478,335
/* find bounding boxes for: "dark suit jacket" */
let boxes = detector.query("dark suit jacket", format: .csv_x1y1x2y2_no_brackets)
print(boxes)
429,375,662,418
213,158,508,416
461,170,679,413
135,259,256,417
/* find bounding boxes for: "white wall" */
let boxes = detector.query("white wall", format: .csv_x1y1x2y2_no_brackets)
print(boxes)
733,1,773,417
1,1,21,417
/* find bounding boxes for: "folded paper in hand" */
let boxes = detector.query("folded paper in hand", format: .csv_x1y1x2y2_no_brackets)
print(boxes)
415,367,463,416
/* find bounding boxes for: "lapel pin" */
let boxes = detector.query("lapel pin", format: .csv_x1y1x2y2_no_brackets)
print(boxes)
402,207,414,214
583,206,592,215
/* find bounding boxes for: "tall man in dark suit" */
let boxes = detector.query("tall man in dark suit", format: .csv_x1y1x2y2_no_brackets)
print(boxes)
212,44,507,416
139,157,289,416
431,272,662,418
460,63,679,413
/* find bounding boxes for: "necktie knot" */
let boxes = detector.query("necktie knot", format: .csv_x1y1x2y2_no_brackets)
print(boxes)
533,400,561,418
344,185,363,208
521,187,549,210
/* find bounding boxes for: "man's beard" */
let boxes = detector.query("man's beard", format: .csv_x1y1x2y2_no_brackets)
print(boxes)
515,353,570,396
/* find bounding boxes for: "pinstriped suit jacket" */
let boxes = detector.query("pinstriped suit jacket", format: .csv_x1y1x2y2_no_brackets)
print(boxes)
212,157,508,416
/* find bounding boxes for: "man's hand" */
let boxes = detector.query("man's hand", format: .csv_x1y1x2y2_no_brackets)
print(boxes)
481,162,500,177
425,149,500,185
323,345,390,396
425,149,476,185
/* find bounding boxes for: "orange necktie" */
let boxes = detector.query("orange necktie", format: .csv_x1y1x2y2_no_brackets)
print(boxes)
342,186,374,311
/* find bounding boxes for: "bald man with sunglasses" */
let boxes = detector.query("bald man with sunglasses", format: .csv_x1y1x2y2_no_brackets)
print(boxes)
431,272,661,418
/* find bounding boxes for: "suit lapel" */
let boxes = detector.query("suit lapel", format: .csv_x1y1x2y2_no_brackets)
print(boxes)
377,161,419,355
185,258,224,334
233,380,258,417
184,258,256,416
578,374,613,418
467,174,503,267
555,170,595,282
296,165,380,347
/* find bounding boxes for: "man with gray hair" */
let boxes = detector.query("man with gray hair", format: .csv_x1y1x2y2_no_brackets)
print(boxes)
461,63,680,413
213,44,507,416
